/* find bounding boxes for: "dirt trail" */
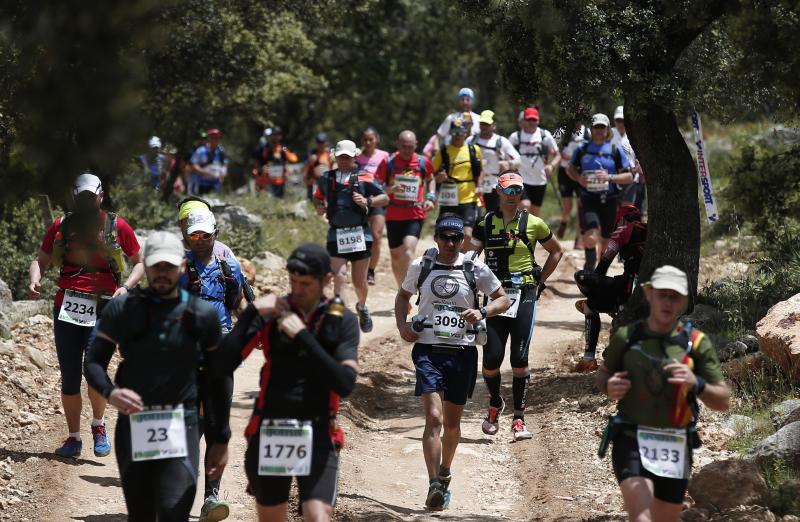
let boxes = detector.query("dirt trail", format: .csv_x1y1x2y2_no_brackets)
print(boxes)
3,237,627,521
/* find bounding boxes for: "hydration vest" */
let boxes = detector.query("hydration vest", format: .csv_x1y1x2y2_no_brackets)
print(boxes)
415,248,479,307
186,254,239,311
325,169,367,228
481,209,542,284
439,143,482,182
50,210,127,286
386,153,428,207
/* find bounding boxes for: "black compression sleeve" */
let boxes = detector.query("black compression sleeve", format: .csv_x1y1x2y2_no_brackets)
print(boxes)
595,257,612,276
84,336,117,398
295,330,358,397
204,371,233,443
212,303,266,376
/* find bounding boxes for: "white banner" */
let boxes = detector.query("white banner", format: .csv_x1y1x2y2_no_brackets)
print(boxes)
691,110,719,224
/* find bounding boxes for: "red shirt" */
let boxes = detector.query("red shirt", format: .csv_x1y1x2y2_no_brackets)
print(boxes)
375,152,433,221
41,213,141,307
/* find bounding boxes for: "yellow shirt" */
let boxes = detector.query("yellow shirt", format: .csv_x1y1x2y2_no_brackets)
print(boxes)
433,144,482,204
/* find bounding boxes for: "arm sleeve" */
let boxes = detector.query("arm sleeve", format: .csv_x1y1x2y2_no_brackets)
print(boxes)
210,303,266,376
115,217,141,257
85,299,124,397
294,313,359,397
597,224,631,275
601,328,628,372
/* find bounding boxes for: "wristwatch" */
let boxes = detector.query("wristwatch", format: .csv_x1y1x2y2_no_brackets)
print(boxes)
479,306,488,319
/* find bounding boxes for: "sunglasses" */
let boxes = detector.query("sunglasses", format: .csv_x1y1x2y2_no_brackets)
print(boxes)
499,185,523,195
188,231,215,241
438,234,464,243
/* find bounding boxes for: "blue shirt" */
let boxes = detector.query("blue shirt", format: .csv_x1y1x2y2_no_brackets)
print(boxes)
190,145,228,188
180,253,244,330
570,141,631,197
140,152,168,188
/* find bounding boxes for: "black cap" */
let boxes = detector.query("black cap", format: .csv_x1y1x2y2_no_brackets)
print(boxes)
435,215,465,235
287,243,331,277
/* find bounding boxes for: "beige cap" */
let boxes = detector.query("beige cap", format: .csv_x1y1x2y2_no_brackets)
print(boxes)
334,140,358,157
649,265,689,296
591,113,610,127
144,231,184,267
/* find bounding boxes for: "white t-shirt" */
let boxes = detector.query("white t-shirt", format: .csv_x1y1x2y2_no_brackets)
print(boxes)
468,134,521,193
611,128,636,165
436,111,481,145
402,252,500,347
508,128,557,186
560,125,590,168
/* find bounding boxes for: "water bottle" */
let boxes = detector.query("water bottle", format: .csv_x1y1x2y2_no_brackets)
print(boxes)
475,320,488,346
411,314,427,332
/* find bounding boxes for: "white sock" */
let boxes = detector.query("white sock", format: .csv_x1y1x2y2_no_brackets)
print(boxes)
91,417,104,427
69,431,82,441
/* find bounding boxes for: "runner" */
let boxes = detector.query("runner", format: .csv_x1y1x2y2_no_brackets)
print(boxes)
182,208,245,522
28,173,144,458
375,130,436,286
253,126,299,198
190,128,228,195
84,231,229,521
508,107,560,215
470,173,563,440
556,121,590,245
574,204,647,372
435,87,480,144
214,243,359,522
432,118,483,249
597,265,730,522
394,215,510,511
303,132,331,201
468,110,521,213
611,106,646,210
139,136,168,190
313,139,389,333
566,113,633,270
355,127,390,286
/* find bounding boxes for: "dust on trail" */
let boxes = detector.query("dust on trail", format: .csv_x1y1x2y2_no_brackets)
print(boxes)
5,236,625,521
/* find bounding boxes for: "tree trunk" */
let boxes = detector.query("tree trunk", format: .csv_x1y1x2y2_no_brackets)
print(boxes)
615,101,701,327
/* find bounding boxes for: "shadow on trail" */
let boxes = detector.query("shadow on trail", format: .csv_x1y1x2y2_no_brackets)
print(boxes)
526,372,605,413
71,514,127,521
339,492,500,521
80,474,121,488
531,319,584,333
0,447,103,467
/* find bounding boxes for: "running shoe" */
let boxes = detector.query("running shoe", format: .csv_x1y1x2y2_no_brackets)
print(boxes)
481,398,505,435
356,303,373,333
438,471,452,509
367,268,376,286
556,221,567,239
425,481,445,511
573,357,599,373
55,437,82,458
511,418,533,441
91,423,111,457
575,299,587,315
200,491,230,522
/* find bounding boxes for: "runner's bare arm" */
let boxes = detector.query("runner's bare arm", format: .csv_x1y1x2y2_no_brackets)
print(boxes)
610,172,633,185
114,250,145,297
28,249,51,299
597,365,631,400
394,289,419,343
664,362,730,412
478,287,510,318
538,237,563,283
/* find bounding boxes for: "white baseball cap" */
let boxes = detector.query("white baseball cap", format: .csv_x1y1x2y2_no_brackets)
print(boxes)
73,173,102,196
148,136,162,149
334,139,358,158
591,113,610,127
186,208,217,234
614,106,624,120
649,265,689,296
144,231,184,267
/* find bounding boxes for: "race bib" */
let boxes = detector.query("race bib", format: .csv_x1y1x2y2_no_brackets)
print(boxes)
130,406,188,462
208,162,225,179
268,164,284,180
336,227,366,254
637,426,688,479
489,288,520,318
258,419,313,476
393,174,419,202
439,184,458,207
584,170,609,193
432,303,467,339
481,174,499,193
58,290,98,327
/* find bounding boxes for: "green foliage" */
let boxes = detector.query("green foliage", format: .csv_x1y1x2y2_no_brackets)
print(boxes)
0,197,57,299
110,163,176,231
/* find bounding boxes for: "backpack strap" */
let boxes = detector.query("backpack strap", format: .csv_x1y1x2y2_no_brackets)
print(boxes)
468,143,481,181
103,212,124,285
186,256,202,295
622,320,647,353
415,248,439,305
440,144,450,175
462,251,479,308
517,210,535,258
218,257,239,311
611,144,624,172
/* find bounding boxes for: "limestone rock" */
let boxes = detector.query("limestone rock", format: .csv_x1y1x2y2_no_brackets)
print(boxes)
756,293,800,379
708,506,777,521
749,421,800,471
252,251,285,273
739,334,759,353
719,341,748,362
721,414,756,436
683,304,725,332
688,459,769,512
23,346,46,370
723,353,769,384
770,400,800,430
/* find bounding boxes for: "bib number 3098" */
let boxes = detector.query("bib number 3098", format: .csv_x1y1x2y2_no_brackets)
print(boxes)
129,406,188,462
58,290,98,327
258,420,313,476
432,303,467,339
637,426,688,479
336,227,366,254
